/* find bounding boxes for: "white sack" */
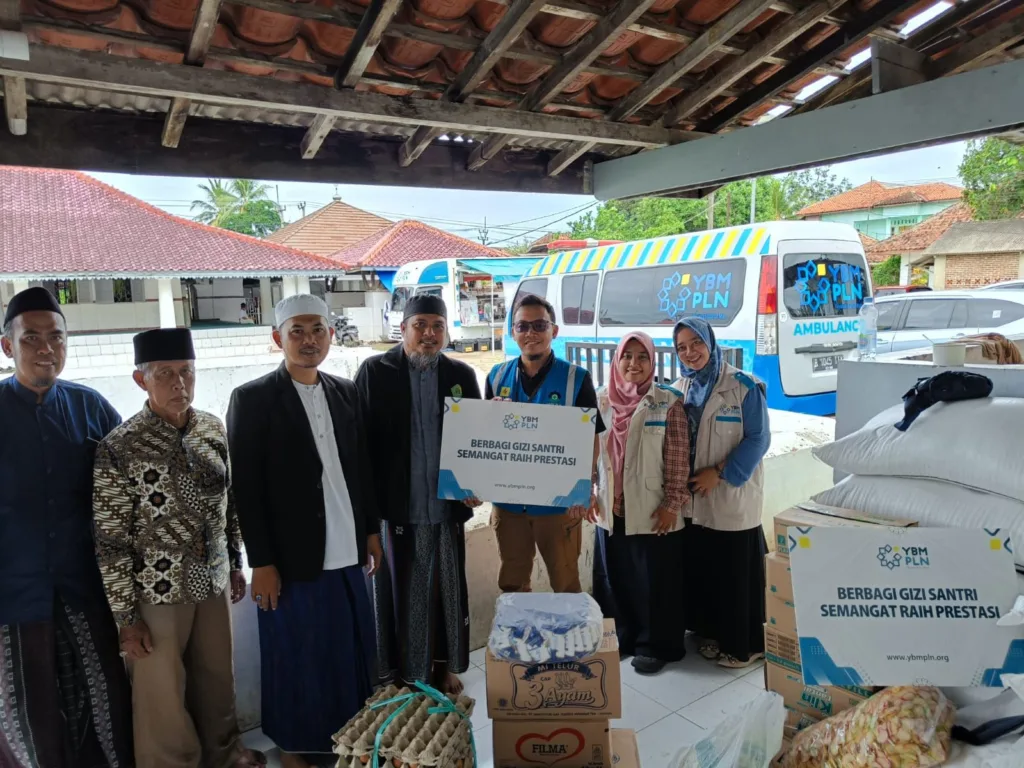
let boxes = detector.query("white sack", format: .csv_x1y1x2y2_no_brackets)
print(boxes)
812,475,1024,569
812,398,1024,503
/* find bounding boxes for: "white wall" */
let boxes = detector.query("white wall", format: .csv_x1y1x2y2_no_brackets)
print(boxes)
194,278,246,323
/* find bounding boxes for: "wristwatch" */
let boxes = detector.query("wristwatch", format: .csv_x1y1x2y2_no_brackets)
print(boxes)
715,462,726,478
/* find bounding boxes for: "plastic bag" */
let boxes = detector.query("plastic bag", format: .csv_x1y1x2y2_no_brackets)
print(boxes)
782,686,955,768
487,593,604,663
671,691,785,768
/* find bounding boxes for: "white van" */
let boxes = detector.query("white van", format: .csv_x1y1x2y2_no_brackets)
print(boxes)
388,257,539,351
506,221,872,416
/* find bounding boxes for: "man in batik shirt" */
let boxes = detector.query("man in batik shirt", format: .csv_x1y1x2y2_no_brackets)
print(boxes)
93,328,263,768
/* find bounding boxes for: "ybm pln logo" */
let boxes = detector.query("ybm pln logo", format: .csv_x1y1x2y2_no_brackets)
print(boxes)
877,544,930,570
503,414,539,431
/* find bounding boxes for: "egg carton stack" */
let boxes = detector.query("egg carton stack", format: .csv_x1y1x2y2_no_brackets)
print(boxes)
332,686,476,768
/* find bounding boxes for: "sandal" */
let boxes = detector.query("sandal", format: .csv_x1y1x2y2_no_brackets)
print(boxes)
717,652,764,669
699,641,720,660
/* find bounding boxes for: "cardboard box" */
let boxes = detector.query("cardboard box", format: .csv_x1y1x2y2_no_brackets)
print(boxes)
765,552,793,603
486,619,622,720
764,624,801,672
766,662,874,721
784,706,818,734
493,720,611,768
765,592,798,638
611,730,639,768
773,502,917,557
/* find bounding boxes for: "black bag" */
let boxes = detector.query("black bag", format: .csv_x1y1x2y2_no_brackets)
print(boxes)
895,370,994,431
952,715,1024,746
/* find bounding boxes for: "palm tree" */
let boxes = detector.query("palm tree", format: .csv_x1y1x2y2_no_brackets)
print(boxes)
191,179,282,237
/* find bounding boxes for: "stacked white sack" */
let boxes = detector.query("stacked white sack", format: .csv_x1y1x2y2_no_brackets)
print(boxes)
811,398,1024,572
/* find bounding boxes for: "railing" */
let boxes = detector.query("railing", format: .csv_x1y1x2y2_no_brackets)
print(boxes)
566,341,744,388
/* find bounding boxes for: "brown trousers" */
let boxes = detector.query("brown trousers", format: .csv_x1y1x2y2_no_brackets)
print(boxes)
127,590,242,768
492,507,583,593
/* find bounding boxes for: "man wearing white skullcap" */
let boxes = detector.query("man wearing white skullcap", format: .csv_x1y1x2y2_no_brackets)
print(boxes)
226,294,381,766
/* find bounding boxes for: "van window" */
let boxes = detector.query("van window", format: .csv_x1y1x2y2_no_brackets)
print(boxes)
876,301,900,331
968,299,1024,328
782,253,869,318
599,261,746,327
511,278,548,314
904,299,957,330
391,286,411,313
561,274,599,325
416,286,443,300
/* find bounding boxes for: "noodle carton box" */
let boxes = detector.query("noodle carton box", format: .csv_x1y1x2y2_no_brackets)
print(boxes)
763,624,802,672
765,552,794,603
773,502,916,558
493,719,612,768
486,619,622,720
765,592,798,638
611,729,640,768
765,662,874,721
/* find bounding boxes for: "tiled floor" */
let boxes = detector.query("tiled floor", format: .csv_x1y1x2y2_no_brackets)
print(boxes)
242,637,766,768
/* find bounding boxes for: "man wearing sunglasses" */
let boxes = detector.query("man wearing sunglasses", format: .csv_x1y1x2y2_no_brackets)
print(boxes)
485,294,605,594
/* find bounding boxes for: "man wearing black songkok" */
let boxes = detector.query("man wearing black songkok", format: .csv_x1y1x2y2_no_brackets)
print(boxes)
0,287,134,766
92,328,264,767
355,293,481,694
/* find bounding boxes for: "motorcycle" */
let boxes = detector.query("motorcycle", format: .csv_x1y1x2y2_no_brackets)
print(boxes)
331,313,360,345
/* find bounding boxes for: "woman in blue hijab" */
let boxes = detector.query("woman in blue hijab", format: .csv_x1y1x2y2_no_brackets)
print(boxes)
673,317,772,669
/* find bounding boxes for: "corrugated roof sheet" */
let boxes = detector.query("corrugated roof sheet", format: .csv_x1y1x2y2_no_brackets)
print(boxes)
796,180,963,217
0,166,340,278
924,219,1024,256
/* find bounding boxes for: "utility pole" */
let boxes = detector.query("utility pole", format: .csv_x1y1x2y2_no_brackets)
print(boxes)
750,177,757,224
707,191,715,229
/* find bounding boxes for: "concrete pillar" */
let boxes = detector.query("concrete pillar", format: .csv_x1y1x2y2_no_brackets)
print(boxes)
259,278,274,326
13,279,29,294
157,278,176,329
281,276,298,299
899,255,911,286
295,276,311,295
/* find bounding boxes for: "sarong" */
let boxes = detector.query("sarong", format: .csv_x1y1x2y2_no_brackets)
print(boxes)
373,521,469,685
257,565,374,755
686,524,768,661
593,514,688,662
0,598,133,768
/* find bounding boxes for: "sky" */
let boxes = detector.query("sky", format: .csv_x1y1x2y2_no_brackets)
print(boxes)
89,140,969,247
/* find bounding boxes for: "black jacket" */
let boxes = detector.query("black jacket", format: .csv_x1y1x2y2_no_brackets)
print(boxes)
226,364,378,582
355,344,481,526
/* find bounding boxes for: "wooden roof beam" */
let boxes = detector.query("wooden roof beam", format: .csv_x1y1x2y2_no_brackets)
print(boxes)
301,0,404,159
161,0,222,148
699,0,923,132
1,0,26,137
1,45,697,148
545,0,778,177
661,0,847,127
467,0,660,171
400,0,548,167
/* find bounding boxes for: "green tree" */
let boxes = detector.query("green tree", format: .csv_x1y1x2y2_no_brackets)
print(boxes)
567,168,852,241
959,138,1024,221
871,255,901,286
191,178,283,237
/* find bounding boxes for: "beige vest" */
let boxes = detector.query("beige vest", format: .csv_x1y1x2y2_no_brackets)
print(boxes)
595,384,685,536
673,363,765,532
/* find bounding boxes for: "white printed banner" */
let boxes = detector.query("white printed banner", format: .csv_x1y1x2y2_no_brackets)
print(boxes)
438,398,596,508
790,527,1023,687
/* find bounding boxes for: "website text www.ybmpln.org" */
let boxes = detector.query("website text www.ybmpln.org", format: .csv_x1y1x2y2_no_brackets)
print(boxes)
494,482,536,492
886,653,951,664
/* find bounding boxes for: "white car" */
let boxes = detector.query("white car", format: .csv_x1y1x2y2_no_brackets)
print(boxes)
874,290,1024,353
980,279,1024,290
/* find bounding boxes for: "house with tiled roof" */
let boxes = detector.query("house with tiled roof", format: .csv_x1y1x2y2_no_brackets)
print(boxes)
867,203,1024,288
0,166,344,333
265,197,392,256
332,219,512,271
797,180,963,242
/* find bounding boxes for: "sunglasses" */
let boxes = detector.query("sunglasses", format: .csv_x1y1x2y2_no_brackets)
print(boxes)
514,320,553,334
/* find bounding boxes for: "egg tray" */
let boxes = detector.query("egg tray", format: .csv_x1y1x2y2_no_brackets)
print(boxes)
333,686,476,768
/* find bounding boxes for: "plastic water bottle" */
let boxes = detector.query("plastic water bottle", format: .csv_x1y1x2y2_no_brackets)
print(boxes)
858,297,878,360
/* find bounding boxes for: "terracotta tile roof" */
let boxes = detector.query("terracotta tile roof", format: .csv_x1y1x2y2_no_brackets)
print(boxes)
0,166,341,278
858,232,877,250
331,220,512,270
865,203,976,261
265,200,392,256
796,181,963,217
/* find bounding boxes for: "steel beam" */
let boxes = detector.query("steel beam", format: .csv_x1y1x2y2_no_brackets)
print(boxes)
592,58,1024,200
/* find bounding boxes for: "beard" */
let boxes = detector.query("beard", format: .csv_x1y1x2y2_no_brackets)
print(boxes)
408,349,441,369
